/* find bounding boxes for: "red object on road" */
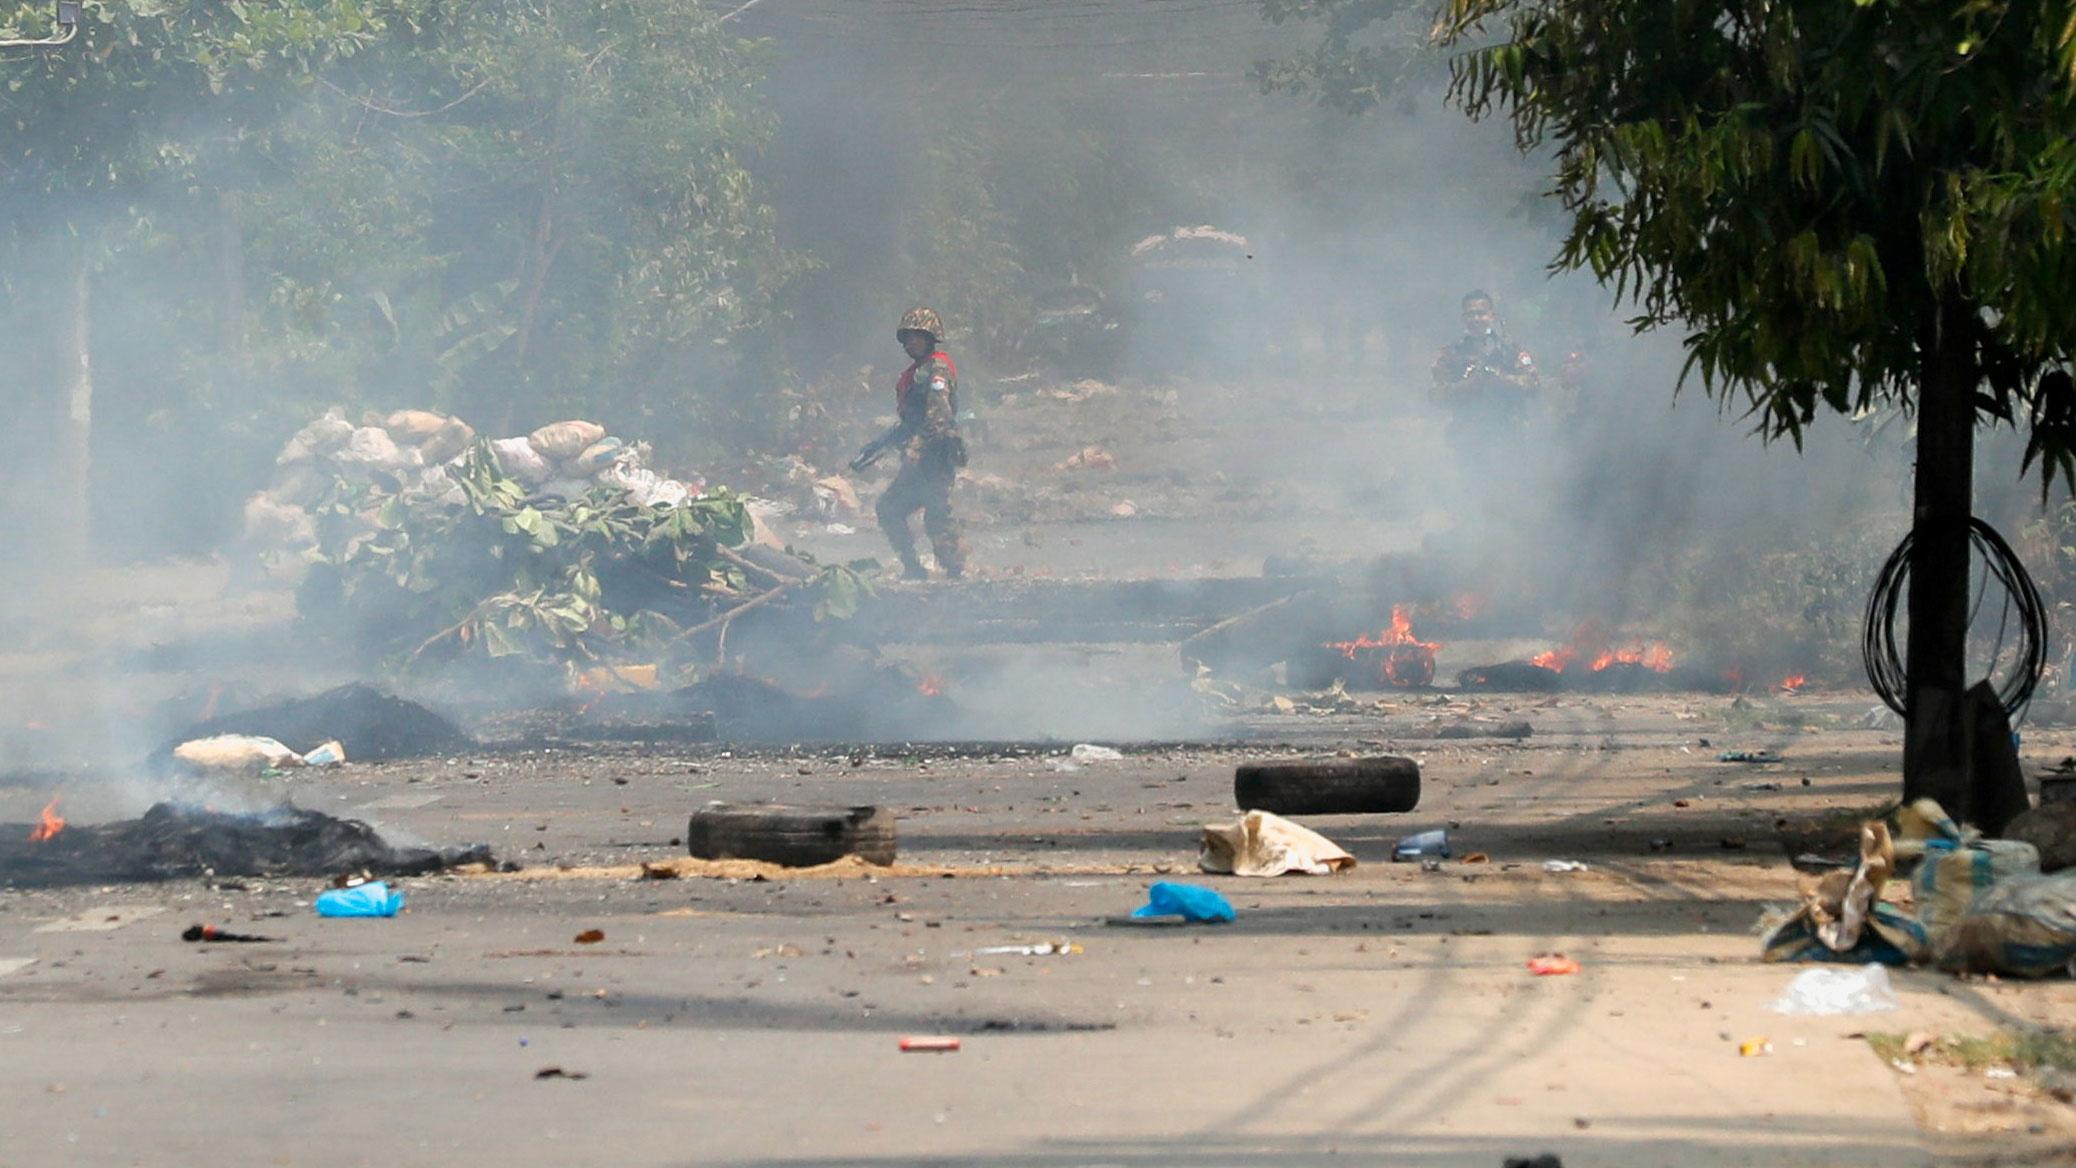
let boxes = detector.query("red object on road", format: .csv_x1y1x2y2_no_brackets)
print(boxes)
1527,955,1580,976
898,1036,961,1052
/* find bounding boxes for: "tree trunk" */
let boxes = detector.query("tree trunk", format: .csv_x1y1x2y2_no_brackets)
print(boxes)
60,246,93,568
1902,293,1976,812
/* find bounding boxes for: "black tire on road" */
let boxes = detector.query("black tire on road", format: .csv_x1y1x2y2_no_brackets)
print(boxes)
686,804,897,867
1233,756,1421,816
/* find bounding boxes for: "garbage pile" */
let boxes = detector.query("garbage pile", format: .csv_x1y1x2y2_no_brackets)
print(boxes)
0,802,492,888
1762,798,2076,978
246,408,867,674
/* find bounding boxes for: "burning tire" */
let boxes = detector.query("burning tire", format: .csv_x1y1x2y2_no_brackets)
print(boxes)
1233,756,1420,816
685,804,896,867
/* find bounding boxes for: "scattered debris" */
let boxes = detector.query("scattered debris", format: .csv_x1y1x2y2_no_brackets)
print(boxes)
1130,881,1235,924
1054,445,1116,472
1771,964,1900,1015
1739,1037,1773,1058
973,942,1081,957
181,924,277,943
315,882,404,918
1436,720,1532,740
573,929,606,945
1527,955,1580,976
1718,749,1782,763
1393,829,1450,862
1542,860,1588,873
533,1067,590,1080
1198,810,1354,877
1070,744,1124,763
898,1036,961,1053
1503,1156,1564,1168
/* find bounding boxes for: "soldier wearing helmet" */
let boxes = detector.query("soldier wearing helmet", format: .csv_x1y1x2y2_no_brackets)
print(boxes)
854,307,967,580
1430,289,1539,452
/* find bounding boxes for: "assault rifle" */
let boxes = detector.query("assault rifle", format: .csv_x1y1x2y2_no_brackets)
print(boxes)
848,425,906,473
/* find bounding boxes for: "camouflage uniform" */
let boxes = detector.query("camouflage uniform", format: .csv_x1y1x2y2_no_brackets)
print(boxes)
876,309,967,578
1430,329,1539,451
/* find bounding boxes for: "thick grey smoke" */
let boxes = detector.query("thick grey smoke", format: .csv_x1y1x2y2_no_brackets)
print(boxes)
0,0,1928,788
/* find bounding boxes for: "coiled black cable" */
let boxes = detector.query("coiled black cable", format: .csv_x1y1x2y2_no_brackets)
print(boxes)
1863,517,2048,720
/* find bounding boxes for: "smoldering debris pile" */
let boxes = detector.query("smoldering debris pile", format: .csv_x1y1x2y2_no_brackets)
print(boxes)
157,683,473,768
0,803,493,888
244,409,869,676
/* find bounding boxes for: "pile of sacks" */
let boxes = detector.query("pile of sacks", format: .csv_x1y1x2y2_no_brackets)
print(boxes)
243,409,708,558
1762,799,2076,977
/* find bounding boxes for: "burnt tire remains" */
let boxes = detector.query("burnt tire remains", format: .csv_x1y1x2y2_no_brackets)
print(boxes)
685,804,896,867
1233,756,1420,816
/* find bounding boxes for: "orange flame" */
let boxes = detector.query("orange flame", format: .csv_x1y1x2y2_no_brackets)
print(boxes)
1529,646,1576,672
28,797,64,843
1777,673,1808,694
1589,643,1674,673
1324,605,1440,687
917,674,944,697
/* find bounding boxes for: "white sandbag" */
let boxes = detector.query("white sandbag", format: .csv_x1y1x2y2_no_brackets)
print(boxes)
1199,810,1356,877
173,734,306,773
489,437,553,486
241,493,316,550
528,420,606,461
268,462,330,508
570,437,626,476
398,465,467,508
338,426,422,476
382,409,449,442
276,409,354,465
414,417,476,465
598,463,689,508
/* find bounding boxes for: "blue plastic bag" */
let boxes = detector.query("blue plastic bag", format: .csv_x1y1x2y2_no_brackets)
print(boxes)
315,881,404,918
1131,881,1235,924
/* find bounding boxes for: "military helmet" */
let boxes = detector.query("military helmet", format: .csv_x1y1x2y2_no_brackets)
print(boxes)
897,306,944,341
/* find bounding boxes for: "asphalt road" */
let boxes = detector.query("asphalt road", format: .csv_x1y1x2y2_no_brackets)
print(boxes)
7,694,2072,1167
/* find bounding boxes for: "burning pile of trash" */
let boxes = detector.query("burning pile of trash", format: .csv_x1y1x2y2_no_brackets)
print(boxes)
243,409,869,676
0,801,493,888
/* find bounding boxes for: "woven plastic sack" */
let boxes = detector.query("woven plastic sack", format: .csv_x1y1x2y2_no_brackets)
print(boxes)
1915,837,2040,935
489,437,552,486
1940,870,2076,977
528,419,606,462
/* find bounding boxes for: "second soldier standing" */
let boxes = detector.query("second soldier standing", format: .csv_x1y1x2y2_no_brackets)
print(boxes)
858,307,967,580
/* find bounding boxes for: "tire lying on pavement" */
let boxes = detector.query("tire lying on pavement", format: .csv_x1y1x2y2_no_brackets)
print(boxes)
1233,756,1420,816
686,804,897,867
